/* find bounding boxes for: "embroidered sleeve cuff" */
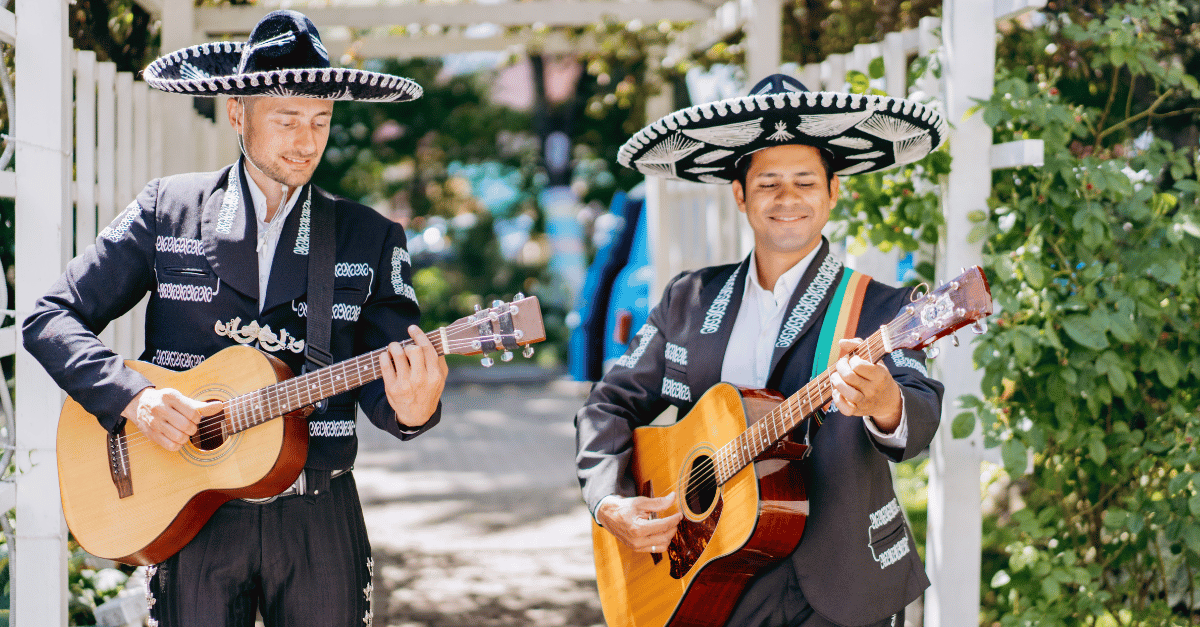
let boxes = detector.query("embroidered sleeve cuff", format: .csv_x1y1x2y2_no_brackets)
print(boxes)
864,394,908,449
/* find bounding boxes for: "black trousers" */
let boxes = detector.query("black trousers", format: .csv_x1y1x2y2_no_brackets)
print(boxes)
726,558,904,627
147,472,373,627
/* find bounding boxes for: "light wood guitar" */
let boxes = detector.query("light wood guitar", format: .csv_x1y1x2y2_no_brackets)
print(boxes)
58,295,545,566
592,268,993,627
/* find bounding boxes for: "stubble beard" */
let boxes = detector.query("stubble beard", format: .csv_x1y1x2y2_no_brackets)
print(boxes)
242,119,316,190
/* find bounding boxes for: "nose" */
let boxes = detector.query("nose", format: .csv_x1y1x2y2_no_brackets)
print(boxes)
295,125,318,156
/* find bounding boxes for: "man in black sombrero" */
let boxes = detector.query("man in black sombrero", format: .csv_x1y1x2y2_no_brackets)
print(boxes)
23,11,444,626
576,74,948,626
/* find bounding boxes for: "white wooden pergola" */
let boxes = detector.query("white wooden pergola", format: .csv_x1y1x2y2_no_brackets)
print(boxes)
8,1,1043,625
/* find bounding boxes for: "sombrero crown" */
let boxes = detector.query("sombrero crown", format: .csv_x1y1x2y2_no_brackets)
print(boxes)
618,74,947,183
143,10,422,103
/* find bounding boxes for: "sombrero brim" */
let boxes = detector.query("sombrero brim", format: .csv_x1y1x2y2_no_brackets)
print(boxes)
617,90,947,183
143,41,423,103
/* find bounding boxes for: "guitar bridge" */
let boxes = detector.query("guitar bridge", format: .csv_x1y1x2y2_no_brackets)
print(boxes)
108,428,133,499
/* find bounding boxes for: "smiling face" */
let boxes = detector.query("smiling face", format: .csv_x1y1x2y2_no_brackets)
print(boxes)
732,144,839,268
228,95,333,190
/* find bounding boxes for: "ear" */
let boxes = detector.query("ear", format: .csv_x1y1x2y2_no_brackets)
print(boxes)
829,174,840,199
732,180,747,215
226,97,242,133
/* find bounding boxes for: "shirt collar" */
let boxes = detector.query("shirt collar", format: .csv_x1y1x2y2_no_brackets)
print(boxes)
746,245,821,306
242,160,303,225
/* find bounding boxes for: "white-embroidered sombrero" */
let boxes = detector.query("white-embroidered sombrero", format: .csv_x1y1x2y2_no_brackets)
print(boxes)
143,10,422,103
617,74,947,183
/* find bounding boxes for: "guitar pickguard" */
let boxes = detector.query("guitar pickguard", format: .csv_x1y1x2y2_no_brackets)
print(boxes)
667,497,723,579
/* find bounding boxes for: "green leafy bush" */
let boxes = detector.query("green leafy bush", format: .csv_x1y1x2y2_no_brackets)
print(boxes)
959,2,1200,624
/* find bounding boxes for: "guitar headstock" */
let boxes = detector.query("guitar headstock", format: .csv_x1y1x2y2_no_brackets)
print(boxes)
885,266,993,352
441,293,547,366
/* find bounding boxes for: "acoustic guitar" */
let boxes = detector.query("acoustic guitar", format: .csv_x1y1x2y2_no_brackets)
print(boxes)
592,268,992,627
58,295,545,566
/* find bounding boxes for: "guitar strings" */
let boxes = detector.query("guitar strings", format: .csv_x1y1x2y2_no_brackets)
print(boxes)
111,315,518,455
112,334,489,455
113,332,499,457
664,327,898,505
669,305,929,504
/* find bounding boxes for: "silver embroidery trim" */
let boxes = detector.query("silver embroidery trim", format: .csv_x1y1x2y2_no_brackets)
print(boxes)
157,279,220,303
615,324,657,368
664,342,688,366
217,166,240,234
391,247,418,304
890,352,928,377
214,317,305,353
869,498,902,531
775,255,842,348
293,189,312,255
155,235,205,256
661,377,692,402
99,201,140,242
701,268,741,335
151,349,206,370
310,420,355,437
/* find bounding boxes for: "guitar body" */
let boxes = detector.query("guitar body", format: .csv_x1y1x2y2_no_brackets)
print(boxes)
592,383,810,627
56,345,310,565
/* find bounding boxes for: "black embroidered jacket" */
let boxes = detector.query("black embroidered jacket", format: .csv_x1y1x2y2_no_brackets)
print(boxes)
23,160,439,470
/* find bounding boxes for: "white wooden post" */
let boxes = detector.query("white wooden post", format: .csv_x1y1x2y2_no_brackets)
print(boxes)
160,0,196,175
926,0,994,625
132,81,151,353
75,51,97,259
96,61,117,350
744,0,780,84
13,1,71,625
149,89,165,180
114,71,135,358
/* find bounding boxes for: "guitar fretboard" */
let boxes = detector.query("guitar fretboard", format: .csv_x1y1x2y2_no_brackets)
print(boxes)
220,332,447,436
710,328,890,485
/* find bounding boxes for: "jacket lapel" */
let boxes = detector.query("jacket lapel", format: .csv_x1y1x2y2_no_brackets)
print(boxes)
767,239,845,376
202,161,258,300
688,258,749,393
261,184,321,314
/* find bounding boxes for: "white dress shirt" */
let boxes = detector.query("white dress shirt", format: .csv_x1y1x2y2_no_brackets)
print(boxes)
243,163,303,312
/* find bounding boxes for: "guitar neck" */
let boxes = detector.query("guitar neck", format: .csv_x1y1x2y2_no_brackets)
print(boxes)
712,327,891,485
222,329,448,434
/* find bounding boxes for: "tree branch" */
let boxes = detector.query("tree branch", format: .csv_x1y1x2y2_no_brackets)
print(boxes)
1095,89,1174,143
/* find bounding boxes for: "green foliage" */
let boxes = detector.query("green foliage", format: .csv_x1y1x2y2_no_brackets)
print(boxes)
960,2,1200,623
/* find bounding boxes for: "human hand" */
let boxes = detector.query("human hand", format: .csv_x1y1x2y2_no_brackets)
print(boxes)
596,493,682,553
379,325,448,429
829,338,903,432
121,387,222,452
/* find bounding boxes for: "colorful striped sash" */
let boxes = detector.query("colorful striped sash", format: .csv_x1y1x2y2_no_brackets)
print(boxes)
811,269,871,420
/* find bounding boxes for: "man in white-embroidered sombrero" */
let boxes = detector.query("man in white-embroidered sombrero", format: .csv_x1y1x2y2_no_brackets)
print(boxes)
23,10,446,626
576,74,948,626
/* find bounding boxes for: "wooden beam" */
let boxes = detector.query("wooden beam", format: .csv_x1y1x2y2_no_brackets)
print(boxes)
990,139,1044,169
994,0,1047,21
326,31,598,60
197,1,714,35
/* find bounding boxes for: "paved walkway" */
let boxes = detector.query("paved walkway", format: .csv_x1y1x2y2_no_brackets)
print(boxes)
356,374,604,627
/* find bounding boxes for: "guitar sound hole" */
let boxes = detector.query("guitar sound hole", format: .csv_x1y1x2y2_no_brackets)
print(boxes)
191,411,227,451
685,455,717,516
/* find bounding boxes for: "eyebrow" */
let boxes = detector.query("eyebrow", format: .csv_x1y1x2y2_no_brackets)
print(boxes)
269,109,332,118
753,170,821,179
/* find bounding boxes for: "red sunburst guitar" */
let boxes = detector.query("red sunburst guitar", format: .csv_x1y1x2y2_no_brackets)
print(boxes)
58,295,545,566
592,268,993,627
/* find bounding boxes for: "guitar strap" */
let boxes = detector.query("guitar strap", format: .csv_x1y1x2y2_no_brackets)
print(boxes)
811,268,871,425
305,187,336,374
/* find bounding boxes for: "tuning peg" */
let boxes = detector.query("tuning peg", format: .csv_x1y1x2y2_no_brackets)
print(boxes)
523,345,535,358
481,356,495,367
492,299,504,308
474,304,482,312
951,334,960,347
971,319,988,334
514,292,525,299
925,344,940,359
501,350,514,362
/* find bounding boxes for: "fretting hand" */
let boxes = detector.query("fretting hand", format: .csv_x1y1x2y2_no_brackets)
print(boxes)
379,324,448,429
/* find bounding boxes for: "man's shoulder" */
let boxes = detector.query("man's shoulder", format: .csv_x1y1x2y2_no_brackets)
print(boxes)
311,185,395,230
671,261,742,292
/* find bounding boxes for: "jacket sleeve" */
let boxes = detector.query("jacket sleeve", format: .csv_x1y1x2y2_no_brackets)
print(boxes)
355,219,440,441
20,181,161,432
871,349,943,462
575,274,680,516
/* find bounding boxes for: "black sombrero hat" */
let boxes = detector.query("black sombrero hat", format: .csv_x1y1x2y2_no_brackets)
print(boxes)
143,10,422,103
617,74,947,183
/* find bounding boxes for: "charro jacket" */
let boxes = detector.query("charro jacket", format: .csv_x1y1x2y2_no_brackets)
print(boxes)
22,160,439,470
575,238,943,627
